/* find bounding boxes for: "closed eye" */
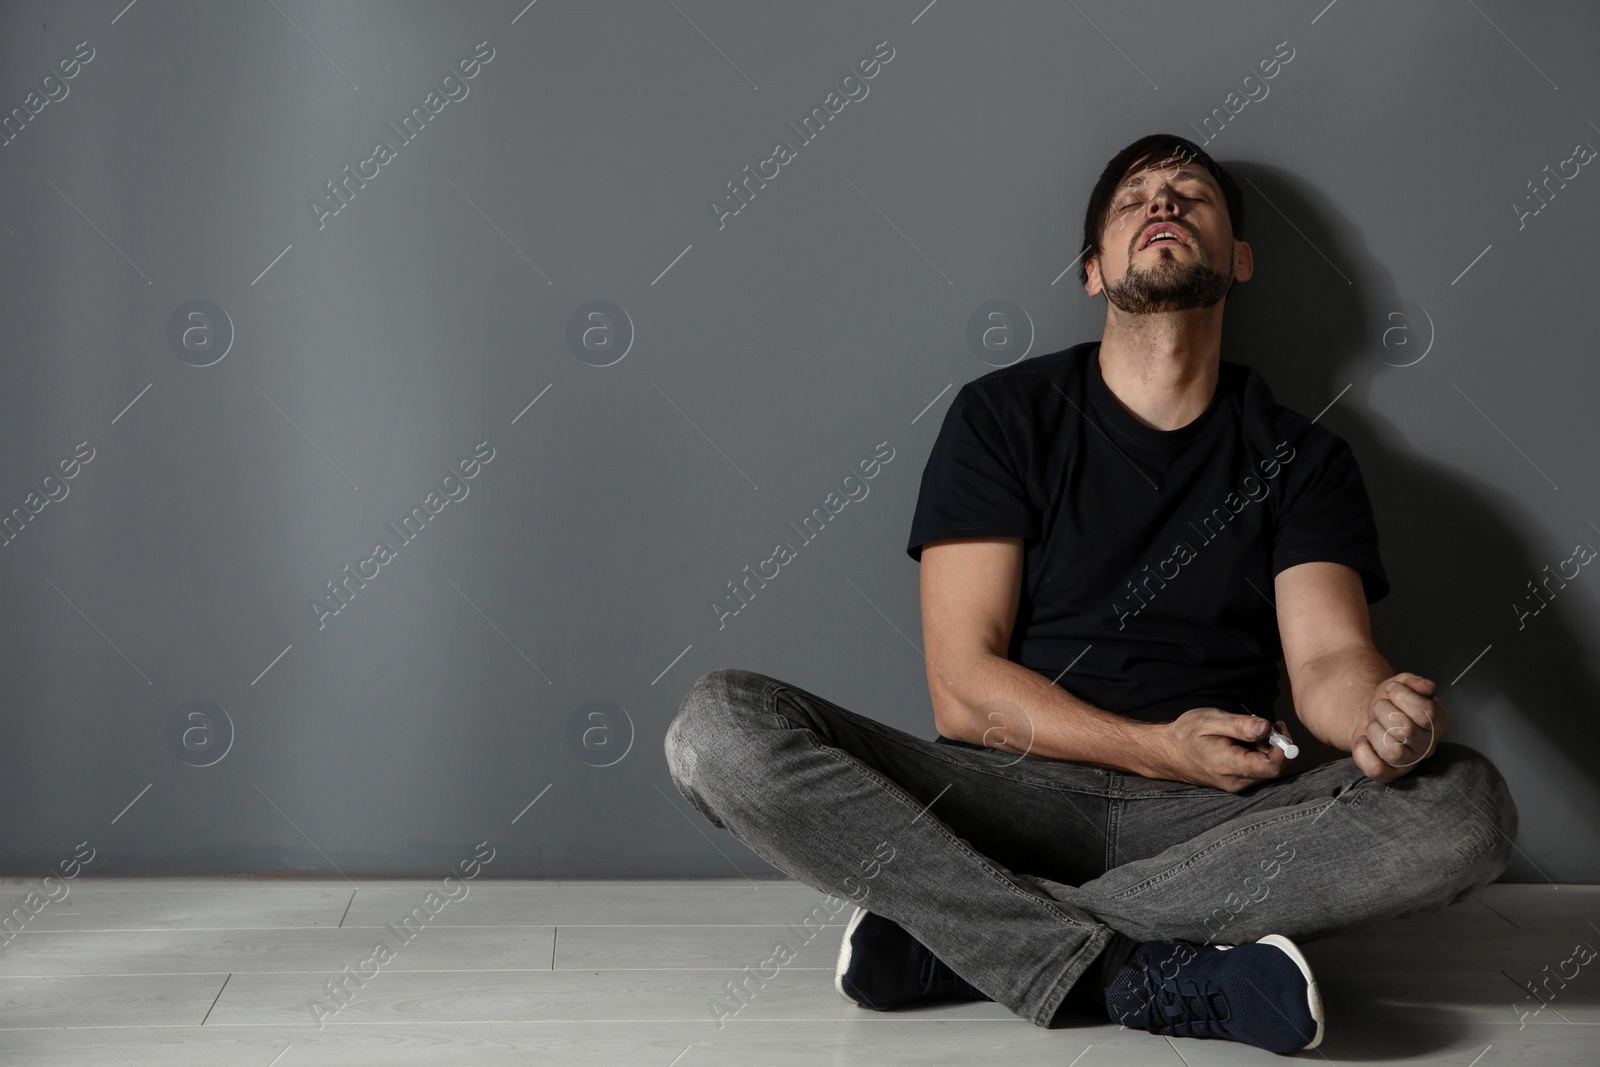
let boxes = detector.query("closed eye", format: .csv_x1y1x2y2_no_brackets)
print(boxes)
1118,192,1206,210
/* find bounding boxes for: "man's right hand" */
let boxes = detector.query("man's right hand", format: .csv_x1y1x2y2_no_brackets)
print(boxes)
1146,708,1292,793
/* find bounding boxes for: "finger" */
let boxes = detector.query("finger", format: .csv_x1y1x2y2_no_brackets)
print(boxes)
1376,697,1442,759
1373,686,1427,731
1368,713,1410,763
1218,740,1284,779
1351,735,1399,783
1356,735,1420,783
1213,711,1270,744
1393,672,1436,695
1371,700,1413,742
1383,682,1436,727
1375,698,1438,757
1369,714,1429,767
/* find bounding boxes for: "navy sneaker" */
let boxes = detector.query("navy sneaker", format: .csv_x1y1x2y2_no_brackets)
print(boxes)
1103,934,1324,1054
834,906,991,1010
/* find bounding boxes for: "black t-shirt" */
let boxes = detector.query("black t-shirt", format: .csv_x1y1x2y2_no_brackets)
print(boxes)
907,341,1388,725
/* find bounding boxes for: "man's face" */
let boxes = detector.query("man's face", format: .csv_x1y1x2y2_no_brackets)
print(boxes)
1086,157,1248,313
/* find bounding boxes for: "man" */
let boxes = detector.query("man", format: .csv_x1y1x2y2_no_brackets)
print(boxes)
664,133,1518,1055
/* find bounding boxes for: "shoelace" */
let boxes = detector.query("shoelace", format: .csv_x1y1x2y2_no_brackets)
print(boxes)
1141,958,1230,1034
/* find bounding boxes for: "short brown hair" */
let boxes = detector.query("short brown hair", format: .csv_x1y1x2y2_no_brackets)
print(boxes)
1078,134,1245,287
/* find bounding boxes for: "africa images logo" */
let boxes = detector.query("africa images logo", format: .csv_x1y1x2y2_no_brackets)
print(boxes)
1112,441,1296,630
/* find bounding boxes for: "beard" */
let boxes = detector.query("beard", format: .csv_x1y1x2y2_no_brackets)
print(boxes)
1103,246,1234,314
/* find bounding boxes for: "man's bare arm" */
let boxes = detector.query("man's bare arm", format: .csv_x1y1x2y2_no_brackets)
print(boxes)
920,537,1175,778
1286,643,1393,751
1276,561,1450,781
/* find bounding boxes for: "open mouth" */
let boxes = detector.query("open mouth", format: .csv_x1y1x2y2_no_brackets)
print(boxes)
1139,225,1190,250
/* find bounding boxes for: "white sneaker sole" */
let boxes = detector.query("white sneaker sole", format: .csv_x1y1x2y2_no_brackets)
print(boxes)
834,906,868,1005
1255,933,1325,1050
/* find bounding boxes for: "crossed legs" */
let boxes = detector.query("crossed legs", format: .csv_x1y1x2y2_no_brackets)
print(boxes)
664,668,1518,1027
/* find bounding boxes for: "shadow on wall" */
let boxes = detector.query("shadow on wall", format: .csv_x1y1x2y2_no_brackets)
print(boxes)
1223,162,1600,881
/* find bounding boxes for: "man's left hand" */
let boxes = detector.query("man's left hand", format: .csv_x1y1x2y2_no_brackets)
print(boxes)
1349,672,1450,783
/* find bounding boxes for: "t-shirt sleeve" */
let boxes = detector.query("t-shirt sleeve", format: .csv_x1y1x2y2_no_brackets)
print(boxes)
906,382,1041,562
1271,433,1390,603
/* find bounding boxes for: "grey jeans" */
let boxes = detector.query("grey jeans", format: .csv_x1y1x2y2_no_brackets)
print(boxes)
663,667,1520,1028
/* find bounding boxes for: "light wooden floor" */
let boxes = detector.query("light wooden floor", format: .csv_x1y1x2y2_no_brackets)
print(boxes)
0,879,1595,1065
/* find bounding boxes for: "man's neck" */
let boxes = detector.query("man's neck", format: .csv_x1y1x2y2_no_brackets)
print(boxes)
1097,306,1223,432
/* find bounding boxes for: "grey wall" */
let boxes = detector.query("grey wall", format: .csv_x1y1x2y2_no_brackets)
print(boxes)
1,0,1596,882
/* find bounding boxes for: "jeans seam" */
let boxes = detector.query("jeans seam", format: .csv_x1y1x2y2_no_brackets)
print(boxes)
1106,803,1329,901
1105,797,1122,873
1033,924,1117,1027
761,681,791,731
